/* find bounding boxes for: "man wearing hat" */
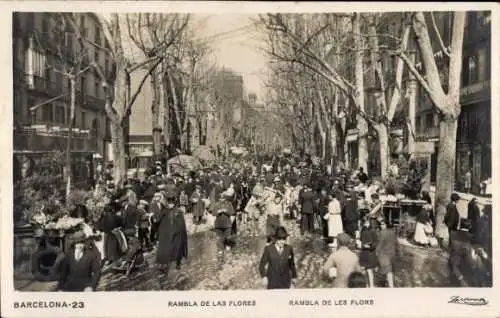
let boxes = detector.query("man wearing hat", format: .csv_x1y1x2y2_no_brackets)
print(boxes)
148,185,166,246
213,191,236,253
58,231,101,292
322,233,361,288
156,186,188,272
259,226,297,289
444,193,461,246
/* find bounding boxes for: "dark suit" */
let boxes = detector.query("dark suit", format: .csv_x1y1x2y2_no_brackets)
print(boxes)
444,202,460,240
59,248,101,291
259,244,297,289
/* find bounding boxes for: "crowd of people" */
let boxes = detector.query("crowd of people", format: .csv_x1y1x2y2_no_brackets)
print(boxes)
54,153,492,291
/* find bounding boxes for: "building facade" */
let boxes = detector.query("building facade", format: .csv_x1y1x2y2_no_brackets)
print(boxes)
13,12,112,161
414,11,491,193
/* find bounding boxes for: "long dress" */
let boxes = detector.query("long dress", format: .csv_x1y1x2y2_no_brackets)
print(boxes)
96,211,122,262
414,207,432,245
326,199,343,238
359,228,378,269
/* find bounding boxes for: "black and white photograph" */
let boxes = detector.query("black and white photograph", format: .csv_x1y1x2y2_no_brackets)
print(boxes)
2,1,499,317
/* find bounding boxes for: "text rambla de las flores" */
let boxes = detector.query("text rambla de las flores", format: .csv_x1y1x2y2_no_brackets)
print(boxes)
168,300,256,307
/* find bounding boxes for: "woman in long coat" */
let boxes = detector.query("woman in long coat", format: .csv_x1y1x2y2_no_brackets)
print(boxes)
156,190,188,271
343,191,359,238
96,204,122,265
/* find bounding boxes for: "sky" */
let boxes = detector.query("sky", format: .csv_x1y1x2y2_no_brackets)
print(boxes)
194,14,269,99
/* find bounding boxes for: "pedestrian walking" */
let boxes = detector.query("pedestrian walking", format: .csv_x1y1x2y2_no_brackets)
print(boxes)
325,190,343,248
214,192,236,254
58,231,101,292
265,195,283,244
190,185,205,225
156,188,188,272
359,217,378,287
322,233,361,288
343,190,359,238
444,193,461,246
376,219,399,287
259,226,297,289
298,183,315,236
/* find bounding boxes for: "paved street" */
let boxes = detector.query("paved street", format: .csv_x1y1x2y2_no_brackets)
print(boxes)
98,218,451,290
15,216,452,291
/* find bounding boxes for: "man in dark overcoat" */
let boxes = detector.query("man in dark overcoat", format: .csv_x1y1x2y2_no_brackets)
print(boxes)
155,187,188,272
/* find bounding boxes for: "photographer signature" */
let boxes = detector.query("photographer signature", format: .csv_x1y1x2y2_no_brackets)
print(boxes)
449,296,488,306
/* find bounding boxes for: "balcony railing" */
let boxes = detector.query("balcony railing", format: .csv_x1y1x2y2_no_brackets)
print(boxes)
14,126,97,152
415,127,439,141
30,76,60,96
85,95,106,112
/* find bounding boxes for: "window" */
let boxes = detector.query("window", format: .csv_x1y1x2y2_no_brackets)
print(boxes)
94,81,100,98
80,75,86,93
31,49,46,78
94,50,99,64
54,104,63,124
477,48,486,82
425,113,434,129
42,102,53,122
81,111,86,129
94,26,101,45
415,116,421,134
468,55,478,84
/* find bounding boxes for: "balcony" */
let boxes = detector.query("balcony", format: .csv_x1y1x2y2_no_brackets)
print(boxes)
28,76,60,97
14,126,98,153
415,126,439,141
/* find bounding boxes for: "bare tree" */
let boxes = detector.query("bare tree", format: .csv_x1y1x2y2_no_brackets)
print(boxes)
397,12,466,241
125,13,190,159
65,13,165,186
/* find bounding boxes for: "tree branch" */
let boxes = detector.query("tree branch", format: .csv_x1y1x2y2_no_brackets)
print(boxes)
430,12,451,58
125,57,163,117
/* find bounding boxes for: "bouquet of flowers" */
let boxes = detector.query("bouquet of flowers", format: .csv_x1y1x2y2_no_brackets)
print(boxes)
53,215,84,231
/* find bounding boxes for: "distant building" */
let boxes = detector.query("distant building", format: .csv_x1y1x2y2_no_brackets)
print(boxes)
13,12,113,163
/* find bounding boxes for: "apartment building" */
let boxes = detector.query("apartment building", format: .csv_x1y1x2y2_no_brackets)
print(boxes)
13,12,114,164
413,11,491,193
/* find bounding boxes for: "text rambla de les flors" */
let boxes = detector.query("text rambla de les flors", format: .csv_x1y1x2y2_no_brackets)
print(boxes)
168,300,256,307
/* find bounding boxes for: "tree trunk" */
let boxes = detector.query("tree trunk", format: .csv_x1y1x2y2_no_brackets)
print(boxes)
434,117,458,241
162,71,171,158
151,69,162,158
376,123,389,180
353,13,369,173
65,77,76,204
110,119,127,186
329,124,338,166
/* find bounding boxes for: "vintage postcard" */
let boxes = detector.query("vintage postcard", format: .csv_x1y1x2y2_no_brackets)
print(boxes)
1,1,499,317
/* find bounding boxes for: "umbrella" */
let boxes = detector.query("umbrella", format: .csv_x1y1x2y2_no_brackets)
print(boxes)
192,145,215,162
167,155,202,172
